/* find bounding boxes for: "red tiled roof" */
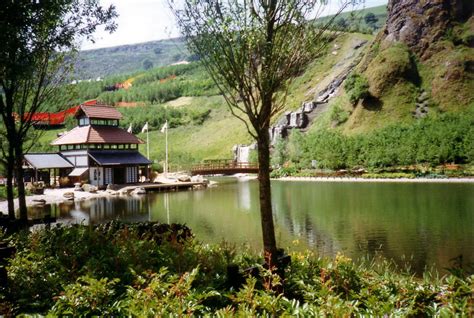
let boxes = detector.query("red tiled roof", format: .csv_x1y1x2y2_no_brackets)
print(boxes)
51,125,143,145
78,104,123,120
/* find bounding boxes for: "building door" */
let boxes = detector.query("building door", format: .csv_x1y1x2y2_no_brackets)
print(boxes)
126,166,138,183
104,168,112,185
113,167,125,184
90,167,103,186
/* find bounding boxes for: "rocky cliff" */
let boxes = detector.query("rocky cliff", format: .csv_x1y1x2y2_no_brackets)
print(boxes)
381,0,473,60
335,0,474,133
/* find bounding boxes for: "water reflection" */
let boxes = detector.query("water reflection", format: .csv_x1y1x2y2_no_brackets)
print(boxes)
28,178,474,274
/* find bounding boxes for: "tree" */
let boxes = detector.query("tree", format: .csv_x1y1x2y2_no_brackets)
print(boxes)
143,59,154,70
170,0,350,263
336,17,348,30
0,0,117,224
364,12,378,29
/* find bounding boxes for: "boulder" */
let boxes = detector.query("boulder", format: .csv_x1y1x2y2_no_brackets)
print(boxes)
107,184,119,191
191,175,204,183
82,184,98,193
131,187,146,195
63,192,74,200
178,175,191,182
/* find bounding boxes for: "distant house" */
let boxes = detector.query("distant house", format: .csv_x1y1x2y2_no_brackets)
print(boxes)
25,102,151,187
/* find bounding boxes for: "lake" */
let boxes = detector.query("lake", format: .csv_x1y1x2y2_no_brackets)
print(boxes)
30,178,474,274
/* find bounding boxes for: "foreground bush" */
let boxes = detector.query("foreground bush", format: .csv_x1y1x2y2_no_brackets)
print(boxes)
0,222,472,316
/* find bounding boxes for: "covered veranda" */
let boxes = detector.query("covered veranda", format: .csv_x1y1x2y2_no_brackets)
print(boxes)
23,153,73,186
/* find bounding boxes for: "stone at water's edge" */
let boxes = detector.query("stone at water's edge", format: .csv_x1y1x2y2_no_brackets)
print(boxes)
382,0,473,60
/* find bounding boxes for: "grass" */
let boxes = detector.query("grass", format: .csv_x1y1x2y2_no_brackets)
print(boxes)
138,96,252,167
32,97,252,167
75,38,188,80
316,4,387,32
419,43,474,112
342,81,418,134
283,32,373,113
25,21,474,168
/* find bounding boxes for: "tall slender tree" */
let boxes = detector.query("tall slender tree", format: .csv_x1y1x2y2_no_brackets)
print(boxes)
0,0,117,224
170,0,352,263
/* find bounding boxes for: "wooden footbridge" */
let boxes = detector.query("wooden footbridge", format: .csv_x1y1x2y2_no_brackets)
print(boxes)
190,159,260,176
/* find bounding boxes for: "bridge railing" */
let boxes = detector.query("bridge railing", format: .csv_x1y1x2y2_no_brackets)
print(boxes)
190,160,258,172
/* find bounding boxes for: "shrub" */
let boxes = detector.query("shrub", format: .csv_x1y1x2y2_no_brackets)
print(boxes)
3,223,473,316
330,104,350,124
289,111,473,169
271,137,288,167
50,276,119,316
344,73,370,104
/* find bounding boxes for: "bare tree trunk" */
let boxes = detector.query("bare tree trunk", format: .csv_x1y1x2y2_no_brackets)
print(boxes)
6,151,15,219
257,121,277,264
14,144,28,225
4,127,17,219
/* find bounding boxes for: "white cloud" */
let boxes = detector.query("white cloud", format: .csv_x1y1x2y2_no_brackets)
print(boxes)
82,0,387,51
81,0,179,50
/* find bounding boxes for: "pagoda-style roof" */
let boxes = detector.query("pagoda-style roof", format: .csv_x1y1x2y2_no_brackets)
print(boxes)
51,125,144,146
76,104,123,120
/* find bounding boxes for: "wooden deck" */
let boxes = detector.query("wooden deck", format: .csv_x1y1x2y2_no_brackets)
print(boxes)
120,181,207,193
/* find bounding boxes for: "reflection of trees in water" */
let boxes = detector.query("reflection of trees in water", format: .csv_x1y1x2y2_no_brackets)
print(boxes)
272,182,340,255
237,181,252,211
29,196,152,225
86,197,148,223
270,181,473,274
27,181,473,274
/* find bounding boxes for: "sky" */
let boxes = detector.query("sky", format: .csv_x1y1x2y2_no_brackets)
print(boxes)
82,0,388,51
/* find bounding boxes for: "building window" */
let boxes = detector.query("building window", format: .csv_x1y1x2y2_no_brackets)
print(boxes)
79,117,90,126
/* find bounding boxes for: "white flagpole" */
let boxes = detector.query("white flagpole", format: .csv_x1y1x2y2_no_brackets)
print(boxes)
146,128,149,160
165,120,168,177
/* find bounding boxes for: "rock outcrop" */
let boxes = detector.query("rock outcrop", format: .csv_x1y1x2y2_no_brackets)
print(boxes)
269,39,368,144
381,0,473,60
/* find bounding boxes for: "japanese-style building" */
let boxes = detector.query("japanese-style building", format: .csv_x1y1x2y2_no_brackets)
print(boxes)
25,103,151,187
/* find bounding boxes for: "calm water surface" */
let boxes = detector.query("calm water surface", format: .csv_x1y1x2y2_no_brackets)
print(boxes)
31,178,474,274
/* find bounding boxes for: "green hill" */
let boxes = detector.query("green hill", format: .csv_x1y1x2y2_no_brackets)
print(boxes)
34,3,473,171
74,38,189,80
73,5,387,80
316,4,387,34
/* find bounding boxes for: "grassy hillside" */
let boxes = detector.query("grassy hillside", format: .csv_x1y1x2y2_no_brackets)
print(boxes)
31,5,472,170
34,32,372,165
328,19,474,135
74,38,189,80
137,96,252,169
316,4,387,34
72,5,387,81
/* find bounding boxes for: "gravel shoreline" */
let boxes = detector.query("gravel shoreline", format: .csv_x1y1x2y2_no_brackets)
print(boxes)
0,188,117,216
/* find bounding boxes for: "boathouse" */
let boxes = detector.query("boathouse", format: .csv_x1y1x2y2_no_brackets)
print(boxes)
49,103,151,187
